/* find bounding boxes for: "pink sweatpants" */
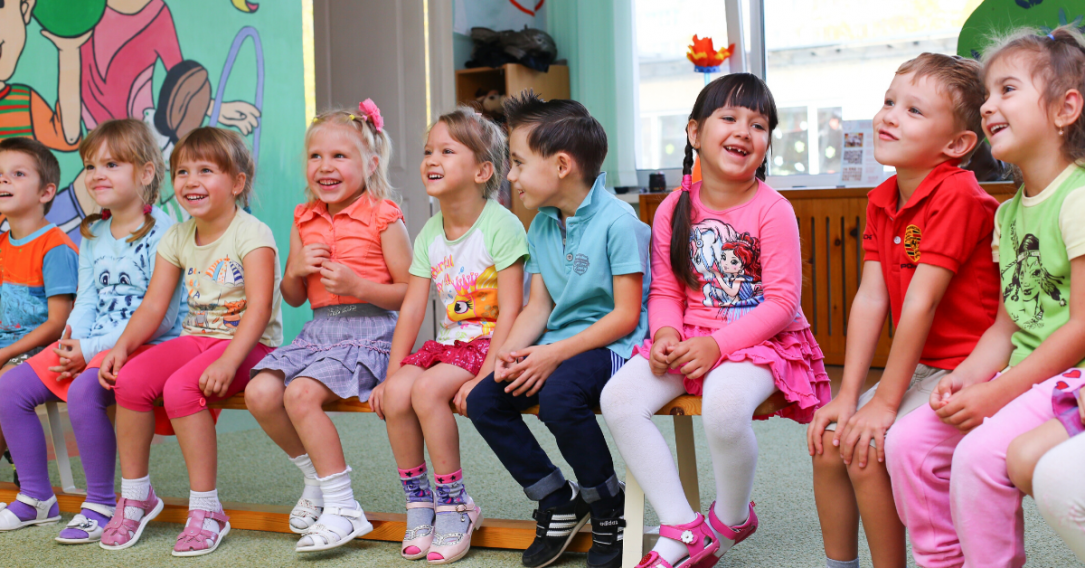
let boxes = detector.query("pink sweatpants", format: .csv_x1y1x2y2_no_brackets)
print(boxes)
113,335,274,419
886,371,1085,568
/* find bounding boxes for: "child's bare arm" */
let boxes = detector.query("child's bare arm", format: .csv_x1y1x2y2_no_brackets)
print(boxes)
496,273,554,356
385,275,433,378
282,223,322,308
0,295,72,365
356,219,411,311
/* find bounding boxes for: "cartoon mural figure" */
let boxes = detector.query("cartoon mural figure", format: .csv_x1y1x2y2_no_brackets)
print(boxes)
447,265,499,336
689,218,764,321
1001,226,1067,329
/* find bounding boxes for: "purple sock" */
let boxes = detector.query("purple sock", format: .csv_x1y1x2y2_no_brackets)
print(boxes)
66,368,117,507
58,506,112,540
0,364,61,521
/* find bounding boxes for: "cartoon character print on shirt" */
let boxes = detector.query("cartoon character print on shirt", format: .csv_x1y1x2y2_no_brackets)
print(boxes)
437,261,499,340
91,235,157,334
689,219,764,322
1001,224,1066,330
183,256,246,333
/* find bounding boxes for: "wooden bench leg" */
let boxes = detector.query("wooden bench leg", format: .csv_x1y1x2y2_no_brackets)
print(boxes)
673,414,699,511
622,468,645,568
44,402,81,495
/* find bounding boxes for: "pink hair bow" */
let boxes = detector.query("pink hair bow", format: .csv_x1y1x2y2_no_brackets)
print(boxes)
680,174,693,192
358,99,384,132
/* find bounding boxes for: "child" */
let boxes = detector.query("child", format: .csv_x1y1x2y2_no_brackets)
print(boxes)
806,54,999,568
367,107,526,563
96,126,282,557
246,102,412,552
884,26,1085,568
464,93,650,568
0,119,185,539
600,74,829,568
0,137,77,493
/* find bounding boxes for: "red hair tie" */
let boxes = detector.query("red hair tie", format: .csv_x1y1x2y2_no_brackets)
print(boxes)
680,174,693,193
143,204,153,215
100,209,111,220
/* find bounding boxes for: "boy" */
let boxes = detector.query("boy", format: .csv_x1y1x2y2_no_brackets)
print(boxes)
0,137,78,472
807,53,999,568
462,93,651,568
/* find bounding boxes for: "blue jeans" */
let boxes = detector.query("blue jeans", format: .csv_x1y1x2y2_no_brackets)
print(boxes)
467,347,625,503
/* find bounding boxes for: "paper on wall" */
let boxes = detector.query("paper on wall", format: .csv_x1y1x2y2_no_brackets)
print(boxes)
840,120,883,186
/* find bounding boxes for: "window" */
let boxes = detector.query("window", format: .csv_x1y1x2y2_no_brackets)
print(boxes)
764,0,973,183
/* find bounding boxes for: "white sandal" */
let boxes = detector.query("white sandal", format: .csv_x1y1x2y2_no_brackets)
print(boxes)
289,478,323,534
295,501,373,553
55,502,116,544
0,493,61,530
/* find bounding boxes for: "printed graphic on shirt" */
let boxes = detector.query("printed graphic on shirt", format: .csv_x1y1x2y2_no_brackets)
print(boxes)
447,265,499,326
183,257,248,334
904,224,922,262
432,233,499,344
689,219,764,321
91,238,156,335
1001,224,1066,330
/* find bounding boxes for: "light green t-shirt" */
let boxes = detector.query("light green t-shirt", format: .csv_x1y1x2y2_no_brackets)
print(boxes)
158,209,283,347
993,164,1085,366
409,199,528,344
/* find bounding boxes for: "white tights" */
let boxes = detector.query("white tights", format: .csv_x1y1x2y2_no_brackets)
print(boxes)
1033,432,1085,563
600,356,776,529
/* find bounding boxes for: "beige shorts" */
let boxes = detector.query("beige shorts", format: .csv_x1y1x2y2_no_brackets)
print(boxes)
824,363,949,446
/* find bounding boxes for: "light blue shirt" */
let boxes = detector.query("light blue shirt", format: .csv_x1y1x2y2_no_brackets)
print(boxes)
525,173,651,358
68,207,186,360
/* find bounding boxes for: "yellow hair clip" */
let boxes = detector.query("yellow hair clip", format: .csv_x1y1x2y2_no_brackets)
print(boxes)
348,114,357,121
311,117,320,124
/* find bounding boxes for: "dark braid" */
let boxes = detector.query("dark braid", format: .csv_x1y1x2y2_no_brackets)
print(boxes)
669,138,699,289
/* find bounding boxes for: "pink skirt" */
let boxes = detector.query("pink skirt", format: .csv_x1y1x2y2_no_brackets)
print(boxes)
634,325,831,424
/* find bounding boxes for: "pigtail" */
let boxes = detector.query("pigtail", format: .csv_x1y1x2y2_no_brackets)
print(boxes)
670,139,699,290
79,213,104,240
128,209,157,243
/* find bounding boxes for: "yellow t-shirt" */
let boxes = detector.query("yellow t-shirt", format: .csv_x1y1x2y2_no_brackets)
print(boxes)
157,209,283,347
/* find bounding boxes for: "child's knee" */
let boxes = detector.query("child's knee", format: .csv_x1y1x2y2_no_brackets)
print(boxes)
1033,450,1081,520
536,386,580,425
951,427,1004,486
464,374,501,419
162,374,204,417
283,378,327,414
382,372,417,417
244,373,285,415
1006,435,1043,493
812,433,845,472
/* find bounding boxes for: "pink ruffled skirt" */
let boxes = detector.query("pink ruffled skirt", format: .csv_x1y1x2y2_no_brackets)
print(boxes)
634,324,831,424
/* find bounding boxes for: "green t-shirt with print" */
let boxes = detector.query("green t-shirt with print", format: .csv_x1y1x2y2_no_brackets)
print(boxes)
994,165,1085,366
409,199,528,345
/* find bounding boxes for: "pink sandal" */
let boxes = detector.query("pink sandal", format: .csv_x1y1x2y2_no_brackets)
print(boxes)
691,502,758,568
99,487,164,550
426,498,483,564
402,499,436,560
635,513,719,568
172,509,231,557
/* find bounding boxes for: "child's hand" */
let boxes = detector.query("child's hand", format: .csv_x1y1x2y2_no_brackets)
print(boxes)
319,261,364,298
502,344,564,396
98,347,129,390
838,398,897,467
199,358,238,398
668,336,721,381
494,350,519,382
454,377,483,417
929,372,965,410
369,381,388,420
806,396,856,456
935,380,1012,433
48,326,86,380
288,243,330,278
650,329,681,376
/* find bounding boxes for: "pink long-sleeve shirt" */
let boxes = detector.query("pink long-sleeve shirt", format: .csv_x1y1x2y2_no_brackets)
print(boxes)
649,180,809,356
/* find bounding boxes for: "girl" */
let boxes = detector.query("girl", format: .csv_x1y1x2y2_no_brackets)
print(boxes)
0,118,184,541
600,74,830,568
368,107,527,564
245,102,412,552
96,126,282,557
884,26,1085,568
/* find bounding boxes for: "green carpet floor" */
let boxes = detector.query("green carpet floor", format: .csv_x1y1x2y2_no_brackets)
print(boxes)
0,410,1078,567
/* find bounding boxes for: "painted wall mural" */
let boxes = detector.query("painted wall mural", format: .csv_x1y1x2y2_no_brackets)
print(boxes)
0,0,307,249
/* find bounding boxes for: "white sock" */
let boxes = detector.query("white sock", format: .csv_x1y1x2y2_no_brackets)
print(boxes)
189,489,224,543
299,467,360,544
827,558,860,568
291,454,323,503
120,476,152,522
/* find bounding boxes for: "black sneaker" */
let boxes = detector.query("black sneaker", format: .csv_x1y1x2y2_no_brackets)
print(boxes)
522,483,591,568
587,492,625,568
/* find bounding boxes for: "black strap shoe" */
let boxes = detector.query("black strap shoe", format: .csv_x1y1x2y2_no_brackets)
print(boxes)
587,490,626,568
522,482,591,568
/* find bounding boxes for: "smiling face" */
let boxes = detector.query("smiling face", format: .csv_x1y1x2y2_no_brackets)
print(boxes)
83,144,150,211
720,249,743,274
420,120,486,200
0,150,49,217
172,158,244,220
981,55,1062,166
507,125,563,210
690,105,770,184
873,72,962,169
307,124,371,214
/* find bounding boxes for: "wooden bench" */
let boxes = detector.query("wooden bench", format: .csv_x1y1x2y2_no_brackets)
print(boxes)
14,391,789,567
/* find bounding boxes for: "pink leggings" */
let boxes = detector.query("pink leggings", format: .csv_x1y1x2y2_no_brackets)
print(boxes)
113,335,274,419
886,371,1085,568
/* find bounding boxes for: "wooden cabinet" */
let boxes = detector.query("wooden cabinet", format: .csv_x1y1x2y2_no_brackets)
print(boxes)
455,64,570,230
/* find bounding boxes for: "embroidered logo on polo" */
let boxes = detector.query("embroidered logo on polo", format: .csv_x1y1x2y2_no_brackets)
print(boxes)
573,254,590,275
904,224,922,262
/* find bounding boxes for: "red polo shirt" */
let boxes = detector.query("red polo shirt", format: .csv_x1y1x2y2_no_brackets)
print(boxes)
862,162,1000,369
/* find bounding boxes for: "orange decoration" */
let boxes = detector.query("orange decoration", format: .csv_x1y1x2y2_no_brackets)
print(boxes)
686,35,734,71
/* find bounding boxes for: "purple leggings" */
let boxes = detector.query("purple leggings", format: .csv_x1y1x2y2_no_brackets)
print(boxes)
0,364,117,507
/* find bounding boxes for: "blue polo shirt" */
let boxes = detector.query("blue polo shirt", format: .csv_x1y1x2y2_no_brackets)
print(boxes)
526,173,651,358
